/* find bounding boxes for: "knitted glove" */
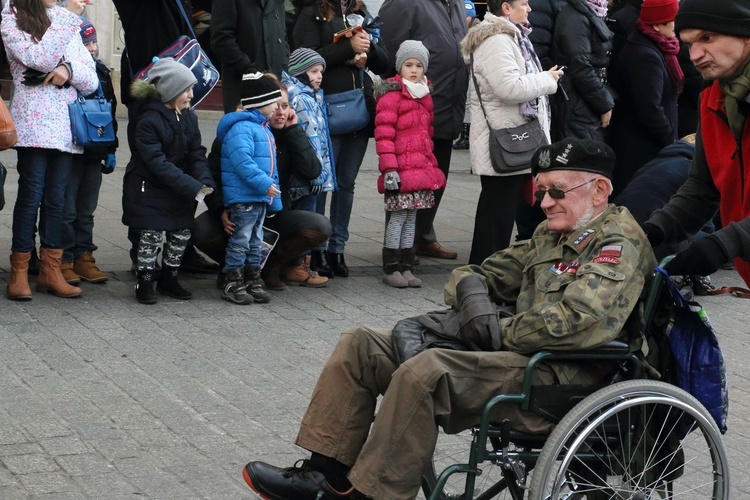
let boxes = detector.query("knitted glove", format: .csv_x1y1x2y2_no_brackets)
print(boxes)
455,275,502,351
101,153,116,174
665,235,729,277
384,171,401,191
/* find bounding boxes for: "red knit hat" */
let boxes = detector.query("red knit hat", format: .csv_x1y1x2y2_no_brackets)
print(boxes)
639,0,679,25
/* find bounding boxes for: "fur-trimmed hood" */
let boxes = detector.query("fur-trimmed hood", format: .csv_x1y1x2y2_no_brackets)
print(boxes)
460,13,520,58
130,79,161,102
374,76,432,99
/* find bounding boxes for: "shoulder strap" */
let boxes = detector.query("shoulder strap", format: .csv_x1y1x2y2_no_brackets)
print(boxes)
173,0,198,40
469,54,491,128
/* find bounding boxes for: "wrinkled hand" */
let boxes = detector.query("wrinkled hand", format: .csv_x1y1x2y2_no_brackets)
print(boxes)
43,64,70,87
101,153,116,174
221,209,235,236
455,275,502,351
641,222,665,247
384,171,401,191
665,235,729,277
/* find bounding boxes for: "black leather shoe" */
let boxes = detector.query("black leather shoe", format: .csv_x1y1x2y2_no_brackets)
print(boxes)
325,251,349,277
180,247,219,273
310,250,334,278
242,460,325,500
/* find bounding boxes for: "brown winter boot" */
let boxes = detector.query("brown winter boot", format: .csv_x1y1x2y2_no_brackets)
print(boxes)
36,248,82,298
7,252,32,301
73,251,108,283
283,256,329,288
382,247,408,288
61,261,82,285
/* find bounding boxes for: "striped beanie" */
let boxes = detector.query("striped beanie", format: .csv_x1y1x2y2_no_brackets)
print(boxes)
240,72,282,110
80,20,97,44
288,48,326,77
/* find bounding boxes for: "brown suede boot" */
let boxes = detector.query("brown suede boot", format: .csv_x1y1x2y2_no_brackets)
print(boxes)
283,256,329,288
73,251,108,283
37,248,82,298
61,261,81,285
7,252,32,301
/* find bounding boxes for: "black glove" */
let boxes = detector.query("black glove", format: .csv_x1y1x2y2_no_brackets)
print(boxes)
22,68,48,86
455,275,502,351
665,235,729,277
641,222,665,247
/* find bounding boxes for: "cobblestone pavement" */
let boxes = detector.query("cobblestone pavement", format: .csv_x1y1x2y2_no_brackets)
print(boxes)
0,117,748,499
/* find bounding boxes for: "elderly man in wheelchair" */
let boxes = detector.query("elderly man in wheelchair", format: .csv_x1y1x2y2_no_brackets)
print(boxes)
242,138,728,500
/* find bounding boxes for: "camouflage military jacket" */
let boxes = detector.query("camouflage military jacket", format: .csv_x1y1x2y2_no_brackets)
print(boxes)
444,205,656,381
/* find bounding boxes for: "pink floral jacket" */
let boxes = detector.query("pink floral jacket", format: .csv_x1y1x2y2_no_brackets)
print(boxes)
1,4,98,154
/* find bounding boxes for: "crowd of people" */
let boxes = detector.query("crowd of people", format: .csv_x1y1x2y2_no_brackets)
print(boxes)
1,0,748,302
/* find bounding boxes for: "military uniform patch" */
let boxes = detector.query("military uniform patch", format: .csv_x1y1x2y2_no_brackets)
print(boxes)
573,229,596,250
593,256,620,265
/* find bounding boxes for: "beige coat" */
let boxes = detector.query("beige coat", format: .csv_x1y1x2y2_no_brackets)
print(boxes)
460,13,558,177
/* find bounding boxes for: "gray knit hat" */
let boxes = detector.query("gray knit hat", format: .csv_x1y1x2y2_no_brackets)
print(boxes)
240,72,282,109
395,40,429,73
288,48,326,77
675,0,750,37
148,58,197,103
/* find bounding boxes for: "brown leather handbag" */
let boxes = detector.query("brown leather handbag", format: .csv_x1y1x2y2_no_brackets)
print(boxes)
0,98,17,151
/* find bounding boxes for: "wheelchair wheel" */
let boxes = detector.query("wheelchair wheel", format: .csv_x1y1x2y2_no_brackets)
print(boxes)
422,429,519,500
529,380,729,499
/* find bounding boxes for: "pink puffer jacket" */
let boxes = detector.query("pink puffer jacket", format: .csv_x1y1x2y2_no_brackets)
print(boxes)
374,76,446,195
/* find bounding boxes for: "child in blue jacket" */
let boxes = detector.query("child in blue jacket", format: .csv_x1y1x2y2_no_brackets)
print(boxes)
217,72,283,305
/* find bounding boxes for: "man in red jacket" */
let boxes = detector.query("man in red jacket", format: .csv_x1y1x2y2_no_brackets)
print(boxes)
643,0,750,287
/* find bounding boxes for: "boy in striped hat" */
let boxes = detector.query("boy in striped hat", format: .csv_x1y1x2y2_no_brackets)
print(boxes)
216,72,283,305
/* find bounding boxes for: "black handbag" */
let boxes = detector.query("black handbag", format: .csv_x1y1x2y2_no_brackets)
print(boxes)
324,68,369,135
470,55,548,174
68,84,116,148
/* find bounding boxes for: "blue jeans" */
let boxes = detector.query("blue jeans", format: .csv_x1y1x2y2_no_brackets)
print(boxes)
62,156,103,263
316,133,369,254
12,148,73,252
223,202,266,273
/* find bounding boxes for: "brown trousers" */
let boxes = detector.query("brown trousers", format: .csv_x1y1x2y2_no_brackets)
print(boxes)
294,327,581,499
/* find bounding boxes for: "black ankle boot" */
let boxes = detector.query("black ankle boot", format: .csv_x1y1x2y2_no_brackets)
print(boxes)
453,123,470,150
157,265,192,300
310,250,334,278
135,270,157,305
325,251,349,277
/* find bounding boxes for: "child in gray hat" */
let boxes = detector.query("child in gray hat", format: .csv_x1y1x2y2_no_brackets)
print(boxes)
123,58,216,305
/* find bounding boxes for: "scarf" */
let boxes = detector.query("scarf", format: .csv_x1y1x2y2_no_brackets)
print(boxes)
720,57,750,139
514,21,548,121
586,0,608,18
636,20,684,97
402,77,430,99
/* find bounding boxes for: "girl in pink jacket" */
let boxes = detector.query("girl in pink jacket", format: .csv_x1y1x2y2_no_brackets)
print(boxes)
374,40,446,288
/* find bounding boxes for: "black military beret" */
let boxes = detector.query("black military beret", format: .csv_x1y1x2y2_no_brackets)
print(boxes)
531,139,616,179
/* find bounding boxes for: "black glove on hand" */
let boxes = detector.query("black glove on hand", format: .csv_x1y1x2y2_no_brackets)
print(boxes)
641,222,665,248
455,275,502,351
22,68,48,86
665,235,729,277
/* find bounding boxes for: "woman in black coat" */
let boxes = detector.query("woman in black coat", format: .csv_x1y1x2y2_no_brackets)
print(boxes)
551,0,614,141
608,0,681,197
292,0,390,278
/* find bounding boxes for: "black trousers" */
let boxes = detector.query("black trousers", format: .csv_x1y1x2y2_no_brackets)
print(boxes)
414,138,454,245
468,175,524,266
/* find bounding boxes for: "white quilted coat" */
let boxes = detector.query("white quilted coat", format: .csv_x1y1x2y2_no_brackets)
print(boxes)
460,13,557,177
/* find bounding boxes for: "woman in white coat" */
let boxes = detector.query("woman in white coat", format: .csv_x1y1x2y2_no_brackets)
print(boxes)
461,0,563,265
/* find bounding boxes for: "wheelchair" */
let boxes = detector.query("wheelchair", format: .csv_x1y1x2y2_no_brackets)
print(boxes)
421,266,730,500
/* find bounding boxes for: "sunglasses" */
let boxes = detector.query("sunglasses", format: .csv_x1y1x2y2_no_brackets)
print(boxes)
534,178,596,203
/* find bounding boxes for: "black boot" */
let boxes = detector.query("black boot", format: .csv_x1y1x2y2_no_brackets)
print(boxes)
223,269,252,305
310,249,334,278
325,251,349,277
246,268,271,303
156,265,192,300
453,123,470,150
135,270,157,305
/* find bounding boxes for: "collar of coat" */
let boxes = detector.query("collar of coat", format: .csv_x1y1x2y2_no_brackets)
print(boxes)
460,13,519,58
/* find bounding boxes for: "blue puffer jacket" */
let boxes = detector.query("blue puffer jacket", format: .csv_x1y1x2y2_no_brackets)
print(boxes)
282,72,336,192
217,109,283,212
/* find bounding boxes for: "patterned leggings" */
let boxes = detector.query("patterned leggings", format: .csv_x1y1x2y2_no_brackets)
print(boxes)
384,209,416,249
137,228,191,271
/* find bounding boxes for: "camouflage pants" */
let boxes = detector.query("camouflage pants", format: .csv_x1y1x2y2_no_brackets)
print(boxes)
137,229,190,271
